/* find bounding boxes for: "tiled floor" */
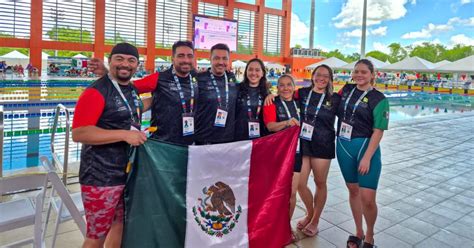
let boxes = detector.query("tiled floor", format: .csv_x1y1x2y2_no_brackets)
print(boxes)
2,112,473,247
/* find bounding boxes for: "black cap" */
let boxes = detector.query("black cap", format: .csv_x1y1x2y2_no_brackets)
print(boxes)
110,42,139,59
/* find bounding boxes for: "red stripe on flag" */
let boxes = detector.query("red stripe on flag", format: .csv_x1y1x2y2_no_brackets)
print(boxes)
248,126,300,248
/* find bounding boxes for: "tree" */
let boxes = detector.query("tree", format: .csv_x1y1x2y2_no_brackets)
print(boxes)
321,49,347,62
294,44,302,49
441,44,474,62
346,52,360,62
46,27,92,43
365,50,391,62
388,42,407,62
409,42,446,62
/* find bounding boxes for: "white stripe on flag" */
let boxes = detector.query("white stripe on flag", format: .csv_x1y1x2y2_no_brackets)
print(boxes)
185,141,252,248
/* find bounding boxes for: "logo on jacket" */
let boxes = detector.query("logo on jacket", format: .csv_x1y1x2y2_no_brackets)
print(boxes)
192,181,242,237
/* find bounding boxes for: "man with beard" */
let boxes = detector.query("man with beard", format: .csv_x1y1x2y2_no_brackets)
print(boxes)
72,43,147,248
89,41,197,145
194,43,238,144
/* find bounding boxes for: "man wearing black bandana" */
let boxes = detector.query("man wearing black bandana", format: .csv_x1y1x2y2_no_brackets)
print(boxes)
90,41,199,145
72,42,146,248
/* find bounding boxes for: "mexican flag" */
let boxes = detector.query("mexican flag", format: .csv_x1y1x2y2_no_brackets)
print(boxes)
122,127,299,248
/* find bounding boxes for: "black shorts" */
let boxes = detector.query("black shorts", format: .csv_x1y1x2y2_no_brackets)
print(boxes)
301,139,335,159
294,152,302,172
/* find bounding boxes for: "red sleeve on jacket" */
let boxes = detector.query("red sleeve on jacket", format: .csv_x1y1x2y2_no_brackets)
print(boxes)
72,88,105,129
263,103,278,126
294,89,300,100
337,86,344,95
133,72,159,94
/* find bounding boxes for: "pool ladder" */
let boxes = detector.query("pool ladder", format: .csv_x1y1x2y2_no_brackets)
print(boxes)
51,104,71,184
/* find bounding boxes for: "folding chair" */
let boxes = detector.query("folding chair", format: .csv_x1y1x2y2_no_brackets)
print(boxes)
40,156,86,248
0,173,48,248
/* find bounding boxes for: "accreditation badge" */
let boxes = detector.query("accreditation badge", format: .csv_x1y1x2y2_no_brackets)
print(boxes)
300,122,314,141
339,121,353,141
248,120,260,138
182,113,194,136
214,108,228,127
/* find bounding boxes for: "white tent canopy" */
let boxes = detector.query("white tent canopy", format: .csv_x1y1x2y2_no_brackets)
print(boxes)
197,59,210,65
155,58,167,62
41,52,49,72
41,52,49,60
232,60,247,68
0,50,29,59
306,57,348,70
0,50,29,67
264,62,285,70
379,56,435,72
340,56,389,70
72,54,88,59
433,60,451,68
434,55,474,73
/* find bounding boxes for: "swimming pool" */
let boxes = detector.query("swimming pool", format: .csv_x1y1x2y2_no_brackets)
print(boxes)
1,80,473,173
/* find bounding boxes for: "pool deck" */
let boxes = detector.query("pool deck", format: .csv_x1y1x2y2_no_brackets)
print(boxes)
1,111,473,247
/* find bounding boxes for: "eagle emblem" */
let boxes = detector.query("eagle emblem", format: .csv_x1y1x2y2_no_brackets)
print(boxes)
192,181,242,237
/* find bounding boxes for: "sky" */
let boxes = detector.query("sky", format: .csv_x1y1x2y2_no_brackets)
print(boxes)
286,0,474,54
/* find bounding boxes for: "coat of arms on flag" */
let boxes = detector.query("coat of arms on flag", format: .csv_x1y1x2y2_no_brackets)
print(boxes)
192,181,242,237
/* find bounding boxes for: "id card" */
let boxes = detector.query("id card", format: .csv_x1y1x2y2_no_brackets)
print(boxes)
300,122,314,141
214,108,228,127
182,113,194,136
339,122,353,141
296,139,301,153
248,121,260,138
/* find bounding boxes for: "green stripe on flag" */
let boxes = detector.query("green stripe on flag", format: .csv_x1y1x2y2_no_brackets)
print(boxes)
123,139,188,248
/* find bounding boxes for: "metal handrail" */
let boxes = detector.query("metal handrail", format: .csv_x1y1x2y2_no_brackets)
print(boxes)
0,105,3,178
50,104,70,184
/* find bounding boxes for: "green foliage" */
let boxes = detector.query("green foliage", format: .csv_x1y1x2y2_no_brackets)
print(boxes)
46,27,92,43
346,52,361,62
365,50,391,63
0,48,29,57
439,44,474,62
321,49,348,62
409,42,446,62
322,43,473,65
43,50,92,58
294,44,302,49
237,43,253,55
263,50,281,57
388,42,408,62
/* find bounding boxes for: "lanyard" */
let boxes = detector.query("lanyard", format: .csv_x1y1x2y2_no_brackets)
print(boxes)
303,90,326,124
172,69,194,113
247,93,263,120
281,99,300,121
343,86,372,122
109,74,141,124
210,72,229,109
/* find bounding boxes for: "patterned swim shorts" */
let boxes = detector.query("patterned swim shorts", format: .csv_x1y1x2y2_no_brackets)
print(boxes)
81,185,125,239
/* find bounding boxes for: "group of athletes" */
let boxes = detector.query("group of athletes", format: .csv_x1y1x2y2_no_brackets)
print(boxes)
72,40,389,248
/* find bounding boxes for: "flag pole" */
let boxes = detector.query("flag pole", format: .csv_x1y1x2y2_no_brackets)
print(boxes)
360,0,368,59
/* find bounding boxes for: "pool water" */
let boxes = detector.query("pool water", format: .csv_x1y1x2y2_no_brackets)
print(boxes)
1,80,473,172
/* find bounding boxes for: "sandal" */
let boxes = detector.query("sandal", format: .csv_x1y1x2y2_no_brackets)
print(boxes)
291,230,298,243
302,227,319,237
346,235,363,248
301,223,319,237
296,217,311,231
